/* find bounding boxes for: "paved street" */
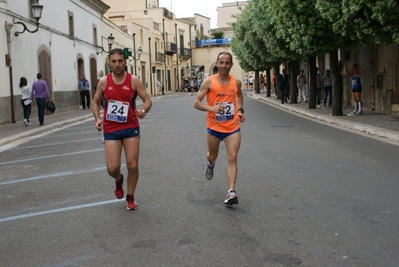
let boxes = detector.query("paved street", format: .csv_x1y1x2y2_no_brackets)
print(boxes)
1,93,399,266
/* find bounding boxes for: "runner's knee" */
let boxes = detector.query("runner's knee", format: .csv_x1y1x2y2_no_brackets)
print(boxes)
126,160,138,172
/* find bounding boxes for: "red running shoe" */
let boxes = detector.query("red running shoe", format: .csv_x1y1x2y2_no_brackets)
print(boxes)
114,174,124,199
126,194,138,210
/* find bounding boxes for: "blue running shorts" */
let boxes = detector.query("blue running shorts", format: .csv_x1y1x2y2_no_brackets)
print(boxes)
207,128,240,141
104,127,140,141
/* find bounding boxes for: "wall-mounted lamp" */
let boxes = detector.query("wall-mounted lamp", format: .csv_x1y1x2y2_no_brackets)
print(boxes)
96,33,115,54
14,1,44,36
128,46,143,62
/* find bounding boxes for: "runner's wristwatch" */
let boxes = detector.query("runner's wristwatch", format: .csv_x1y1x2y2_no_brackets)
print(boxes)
238,107,244,114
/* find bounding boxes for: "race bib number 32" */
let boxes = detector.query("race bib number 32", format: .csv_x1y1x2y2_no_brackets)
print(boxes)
106,100,129,123
215,102,234,122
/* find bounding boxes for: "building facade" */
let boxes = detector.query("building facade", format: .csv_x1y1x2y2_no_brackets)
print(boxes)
0,0,112,124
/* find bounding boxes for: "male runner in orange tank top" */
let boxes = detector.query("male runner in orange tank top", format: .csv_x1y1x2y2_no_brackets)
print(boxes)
92,48,152,210
194,52,245,206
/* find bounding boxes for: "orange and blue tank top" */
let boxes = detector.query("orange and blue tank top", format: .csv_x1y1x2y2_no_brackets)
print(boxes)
206,74,240,133
103,73,139,134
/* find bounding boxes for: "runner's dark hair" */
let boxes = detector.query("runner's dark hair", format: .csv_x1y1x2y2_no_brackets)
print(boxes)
109,48,125,57
216,52,233,63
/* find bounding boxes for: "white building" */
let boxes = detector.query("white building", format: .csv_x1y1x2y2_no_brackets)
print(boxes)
0,0,114,124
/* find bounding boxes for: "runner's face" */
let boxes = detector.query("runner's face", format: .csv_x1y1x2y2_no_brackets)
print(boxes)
109,53,126,75
216,54,233,75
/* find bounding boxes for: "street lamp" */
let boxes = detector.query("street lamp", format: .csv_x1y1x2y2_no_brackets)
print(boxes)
14,1,44,36
96,33,115,54
128,46,143,62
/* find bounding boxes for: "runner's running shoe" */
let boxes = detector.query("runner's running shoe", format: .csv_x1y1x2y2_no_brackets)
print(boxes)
205,162,215,180
114,174,124,199
126,194,138,210
224,190,239,205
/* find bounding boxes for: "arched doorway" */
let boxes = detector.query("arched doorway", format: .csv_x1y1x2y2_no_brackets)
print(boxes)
90,57,97,98
77,57,84,107
38,50,53,95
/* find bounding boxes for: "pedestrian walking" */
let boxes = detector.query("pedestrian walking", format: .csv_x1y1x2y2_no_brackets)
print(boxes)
31,73,51,126
278,68,290,104
91,48,152,210
344,64,364,115
259,73,265,91
297,70,308,102
322,69,333,107
249,75,253,90
190,78,195,92
315,68,322,108
157,79,162,94
19,77,32,126
244,75,248,90
193,52,245,206
78,74,90,109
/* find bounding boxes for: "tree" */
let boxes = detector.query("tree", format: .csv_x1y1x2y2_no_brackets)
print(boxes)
262,0,344,110
317,0,399,47
211,31,224,39
232,0,289,94
231,2,275,93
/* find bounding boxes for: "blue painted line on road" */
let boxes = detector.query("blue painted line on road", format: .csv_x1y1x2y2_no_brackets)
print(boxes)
44,255,96,267
9,137,101,150
0,165,108,186
0,148,103,166
0,199,123,223
44,130,97,138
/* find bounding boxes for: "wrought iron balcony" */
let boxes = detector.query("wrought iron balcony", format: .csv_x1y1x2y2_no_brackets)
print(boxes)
179,48,191,59
165,42,177,55
156,52,165,62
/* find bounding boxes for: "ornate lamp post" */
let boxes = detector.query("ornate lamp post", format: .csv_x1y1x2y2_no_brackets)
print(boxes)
14,1,44,36
96,34,115,54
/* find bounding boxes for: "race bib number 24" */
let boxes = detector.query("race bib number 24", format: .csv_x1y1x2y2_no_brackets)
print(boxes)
106,100,129,123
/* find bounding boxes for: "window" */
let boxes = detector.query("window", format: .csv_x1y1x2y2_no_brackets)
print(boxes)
93,24,98,46
68,11,74,38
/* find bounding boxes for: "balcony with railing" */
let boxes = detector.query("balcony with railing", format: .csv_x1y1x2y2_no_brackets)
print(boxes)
155,52,165,63
165,42,177,55
179,48,191,60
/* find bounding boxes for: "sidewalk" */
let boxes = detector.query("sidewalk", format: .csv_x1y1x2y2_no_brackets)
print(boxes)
0,109,94,149
1,91,399,149
247,90,399,143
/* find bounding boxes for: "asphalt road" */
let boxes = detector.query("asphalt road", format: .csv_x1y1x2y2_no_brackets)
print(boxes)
0,94,398,267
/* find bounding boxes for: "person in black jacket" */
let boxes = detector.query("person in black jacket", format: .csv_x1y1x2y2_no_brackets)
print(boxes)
278,68,290,104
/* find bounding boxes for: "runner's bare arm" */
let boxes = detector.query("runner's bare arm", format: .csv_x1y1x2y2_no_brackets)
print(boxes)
235,79,245,122
193,78,223,113
132,76,152,119
91,77,106,131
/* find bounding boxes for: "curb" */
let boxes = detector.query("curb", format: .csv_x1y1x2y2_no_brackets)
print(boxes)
249,93,399,143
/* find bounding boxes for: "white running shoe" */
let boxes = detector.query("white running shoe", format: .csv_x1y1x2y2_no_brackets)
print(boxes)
224,190,239,205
